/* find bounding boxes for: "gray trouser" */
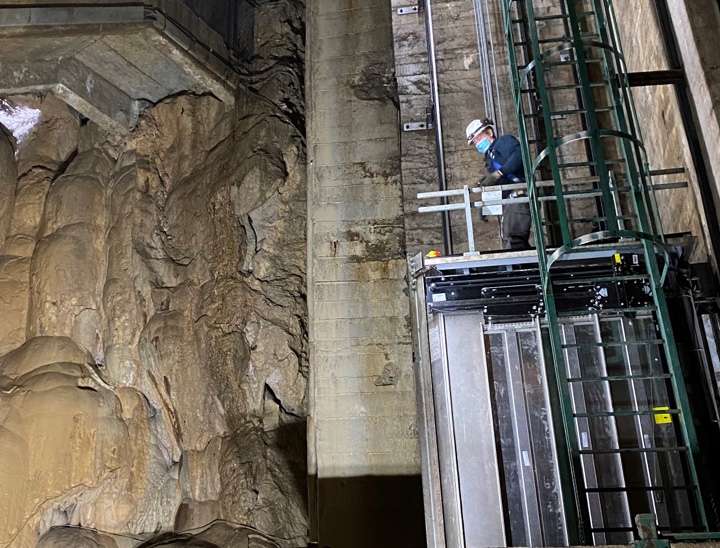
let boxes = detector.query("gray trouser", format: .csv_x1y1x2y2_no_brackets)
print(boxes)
501,202,532,250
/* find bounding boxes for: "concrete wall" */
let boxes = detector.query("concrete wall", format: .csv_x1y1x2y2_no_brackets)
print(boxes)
665,0,720,262
306,0,425,546
614,0,711,262
391,1,442,254
393,0,516,256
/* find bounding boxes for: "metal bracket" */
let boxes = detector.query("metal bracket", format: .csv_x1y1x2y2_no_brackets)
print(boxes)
403,121,430,132
397,5,419,14
633,514,670,548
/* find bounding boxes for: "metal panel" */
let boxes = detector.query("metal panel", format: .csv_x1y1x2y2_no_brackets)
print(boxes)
486,322,568,547
422,306,572,547
445,313,507,547
530,321,569,547
427,312,466,548
487,330,527,546
618,317,695,528
503,329,544,546
702,314,720,399
428,312,507,547
617,318,671,527
561,319,633,545
409,256,446,548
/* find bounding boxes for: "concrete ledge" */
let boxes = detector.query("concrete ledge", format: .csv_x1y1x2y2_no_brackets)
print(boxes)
0,5,144,26
0,4,240,133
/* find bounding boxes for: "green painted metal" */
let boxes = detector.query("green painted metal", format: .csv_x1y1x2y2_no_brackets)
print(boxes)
501,0,711,541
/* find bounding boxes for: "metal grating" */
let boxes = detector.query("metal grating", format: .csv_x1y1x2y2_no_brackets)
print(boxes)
180,0,254,59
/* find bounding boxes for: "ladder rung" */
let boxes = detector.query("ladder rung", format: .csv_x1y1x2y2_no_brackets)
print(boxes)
552,184,633,194
579,447,688,455
516,36,596,47
533,14,570,21
573,409,680,418
563,336,663,349
526,107,614,119
555,107,615,116
585,485,696,493
567,373,671,382
521,82,606,94
590,527,635,533
537,187,631,201
554,275,649,285
531,174,610,187
538,33,600,45
558,306,656,317
533,11,594,22
542,214,638,226
563,340,664,349
543,59,603,68
517,59,600,70
665,532,720,540
558,159,626,169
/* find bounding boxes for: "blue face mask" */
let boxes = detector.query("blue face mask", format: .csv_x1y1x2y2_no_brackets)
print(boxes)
476,138,491,154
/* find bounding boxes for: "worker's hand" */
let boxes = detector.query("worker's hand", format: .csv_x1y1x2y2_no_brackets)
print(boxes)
478,170,502,187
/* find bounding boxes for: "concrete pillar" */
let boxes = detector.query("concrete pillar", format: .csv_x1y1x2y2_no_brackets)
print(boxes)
306,0,425,546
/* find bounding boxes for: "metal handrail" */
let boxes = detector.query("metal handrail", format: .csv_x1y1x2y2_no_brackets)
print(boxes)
416,180,688,254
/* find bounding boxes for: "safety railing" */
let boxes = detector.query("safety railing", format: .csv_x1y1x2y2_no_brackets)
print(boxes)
417,171,688,255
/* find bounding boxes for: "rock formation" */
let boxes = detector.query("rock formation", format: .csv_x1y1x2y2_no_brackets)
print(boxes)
0,1,308,546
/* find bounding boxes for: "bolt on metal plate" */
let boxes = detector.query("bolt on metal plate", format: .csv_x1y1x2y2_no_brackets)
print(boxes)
397,6,419,14
403,122,429,131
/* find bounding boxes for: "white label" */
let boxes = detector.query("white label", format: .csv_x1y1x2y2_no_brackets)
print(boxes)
522,451,531,467
481,190,503,216
432,293,447,302
581,432,590,448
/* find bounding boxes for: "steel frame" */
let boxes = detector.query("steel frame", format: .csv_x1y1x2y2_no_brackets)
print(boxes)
501,0,709,541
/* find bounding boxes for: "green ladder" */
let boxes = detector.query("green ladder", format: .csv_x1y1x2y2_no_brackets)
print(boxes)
501,0,711,543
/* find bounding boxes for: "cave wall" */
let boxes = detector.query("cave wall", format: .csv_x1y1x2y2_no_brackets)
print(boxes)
0,1,309,546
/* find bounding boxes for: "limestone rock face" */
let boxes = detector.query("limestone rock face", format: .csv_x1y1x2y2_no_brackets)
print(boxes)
0,1,308,545
35,523,280,548
13,93,80,178
36,528,119,548
0,125,16,248
0,337,181,546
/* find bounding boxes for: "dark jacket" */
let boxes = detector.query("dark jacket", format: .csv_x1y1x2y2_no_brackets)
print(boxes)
484,135,525,197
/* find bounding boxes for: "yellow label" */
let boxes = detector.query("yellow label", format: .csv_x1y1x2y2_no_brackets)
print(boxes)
614,253,622,264
653,406,672,425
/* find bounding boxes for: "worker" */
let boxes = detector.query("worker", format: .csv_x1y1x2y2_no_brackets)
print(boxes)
466,117,532,250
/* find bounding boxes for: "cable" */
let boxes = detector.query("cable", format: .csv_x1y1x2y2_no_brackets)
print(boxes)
471,0,503,132
485,0,504,133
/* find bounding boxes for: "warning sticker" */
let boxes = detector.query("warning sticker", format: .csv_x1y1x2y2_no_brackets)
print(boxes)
653,406,672,425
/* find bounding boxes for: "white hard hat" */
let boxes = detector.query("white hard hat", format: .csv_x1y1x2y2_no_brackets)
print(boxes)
466,118,494,144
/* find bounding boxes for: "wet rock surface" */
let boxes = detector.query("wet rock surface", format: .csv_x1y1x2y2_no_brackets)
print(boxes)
0,1,307,546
